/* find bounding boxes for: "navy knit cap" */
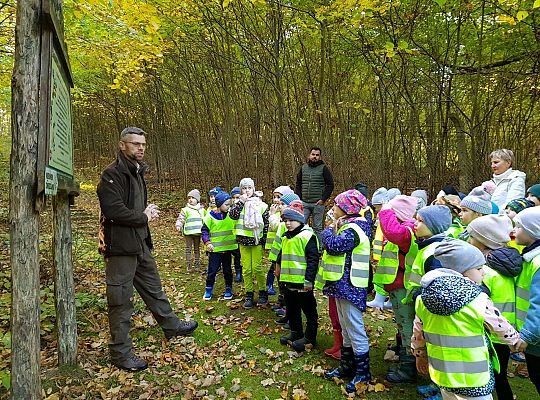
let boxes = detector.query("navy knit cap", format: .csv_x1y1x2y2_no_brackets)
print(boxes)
209,186,223,196
215,191,231,207
354,182,369,198
506,198,535,213
417,205,452,235
281,193,300,205
231,187,241,196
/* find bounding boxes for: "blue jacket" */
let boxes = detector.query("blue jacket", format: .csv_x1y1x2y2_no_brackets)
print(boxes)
520,240,540,357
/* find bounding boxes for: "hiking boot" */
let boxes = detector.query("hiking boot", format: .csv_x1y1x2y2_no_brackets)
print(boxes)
112,355,148,372
275,316,288,325
283,323,290,330
275,308,286,318
223,286,233,300
280,331,303,346
257,290,268,306
346,352,372,393
292,336,316,352
203,286,213,301
243,292,254,309
417,384,440,397
165,320,198,339
325,347,355,380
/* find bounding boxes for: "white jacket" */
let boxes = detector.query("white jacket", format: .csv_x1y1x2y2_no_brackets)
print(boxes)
490,168,526,209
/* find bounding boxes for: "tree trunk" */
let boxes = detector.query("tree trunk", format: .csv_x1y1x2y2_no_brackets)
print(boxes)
52,192,78,366
10,0,42,397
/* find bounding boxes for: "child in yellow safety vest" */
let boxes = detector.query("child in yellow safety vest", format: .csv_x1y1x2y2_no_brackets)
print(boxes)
276,200,320,352
505,198,535,253
175,189,206,271
229,178,270,309
466,214,523,400
201,191,237,301
319,189,373,394
267,186,295,296
512,207,540,394
412,238,523,400
230,186,243,283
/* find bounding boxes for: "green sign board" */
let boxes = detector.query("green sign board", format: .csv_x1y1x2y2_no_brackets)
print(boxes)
48,46,73,177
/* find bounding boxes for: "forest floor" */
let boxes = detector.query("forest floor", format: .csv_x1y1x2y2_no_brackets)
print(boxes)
0,134,537,399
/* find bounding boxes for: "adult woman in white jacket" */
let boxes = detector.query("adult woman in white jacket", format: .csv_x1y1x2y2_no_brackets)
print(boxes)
489,149,526,209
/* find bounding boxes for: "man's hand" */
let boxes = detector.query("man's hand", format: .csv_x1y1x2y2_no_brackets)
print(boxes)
206,243,214,252
144,204,159,222
416,356,429,375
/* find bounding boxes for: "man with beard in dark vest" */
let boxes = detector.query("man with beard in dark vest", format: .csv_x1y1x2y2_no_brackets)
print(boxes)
295,147,335,246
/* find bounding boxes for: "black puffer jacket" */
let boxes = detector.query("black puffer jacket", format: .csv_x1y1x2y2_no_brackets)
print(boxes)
97,152,152,256
485,247,523,278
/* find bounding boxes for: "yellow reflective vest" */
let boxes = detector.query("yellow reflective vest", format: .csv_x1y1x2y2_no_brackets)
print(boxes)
269,222,287,262
280,226,315,284
203,213,238,252
515,255,540,330
372,224,384,261
482,266,516,343
265,211,280,250
416,292,495,388
315,223,371,289
182,206,205,235
373,227,417,286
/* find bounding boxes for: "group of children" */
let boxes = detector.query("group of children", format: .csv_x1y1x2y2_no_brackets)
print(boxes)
175,179,540,399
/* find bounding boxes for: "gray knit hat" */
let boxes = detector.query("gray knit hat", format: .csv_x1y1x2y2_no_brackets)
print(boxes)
466,214,512,249
187,189,201,202
386,188,402,202
371,187,388,205
411,189,428,211
240,177,255,190
434,238,486,274
417,205,452,235
460,187,492,215
514,207,540,241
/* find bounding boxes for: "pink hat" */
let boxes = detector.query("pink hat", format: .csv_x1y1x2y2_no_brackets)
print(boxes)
389,195,417,222
334,190,368,215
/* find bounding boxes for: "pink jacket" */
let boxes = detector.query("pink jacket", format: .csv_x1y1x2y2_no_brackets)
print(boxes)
378,209,416,291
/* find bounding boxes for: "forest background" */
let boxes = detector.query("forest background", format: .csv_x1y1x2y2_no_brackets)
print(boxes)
3,0,540,197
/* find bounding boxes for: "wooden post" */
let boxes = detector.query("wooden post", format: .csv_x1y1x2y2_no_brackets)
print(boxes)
52,192,78,366
10,0,42,397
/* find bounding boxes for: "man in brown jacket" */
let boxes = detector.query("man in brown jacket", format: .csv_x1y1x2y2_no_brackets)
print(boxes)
97,127,197,371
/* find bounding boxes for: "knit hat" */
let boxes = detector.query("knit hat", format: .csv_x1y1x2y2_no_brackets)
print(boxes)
208,186,222,196
187,189,201,203
273,186,294,196
281,193,300,205
334,189,368,215
417,205,452,235
354,182,369,198
506,198,535,214
441,185,460,197
386,188,402,202
527,184,540,199
411,189,428,211
389,195,417,222
514,207,540,240
434,238,486,274
282,200,305,223
466,214,513,250
240,178,255,190
460,187,492,215
231,187,241,196
215,191,231,207
371,187,388,205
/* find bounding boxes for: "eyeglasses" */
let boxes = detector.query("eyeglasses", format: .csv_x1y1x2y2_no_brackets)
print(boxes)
123,141,147,148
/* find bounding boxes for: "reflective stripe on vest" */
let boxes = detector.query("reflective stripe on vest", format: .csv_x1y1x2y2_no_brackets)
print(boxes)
183,207,205,235
372,224,384,261
233,202,268,237
374,227,417,286
482,266,516,342
317,223,371,288
515,256,540,330
280,226,315,284
203,213,238,252
269,223,286,262
446,224,464,239
415,293,492,388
